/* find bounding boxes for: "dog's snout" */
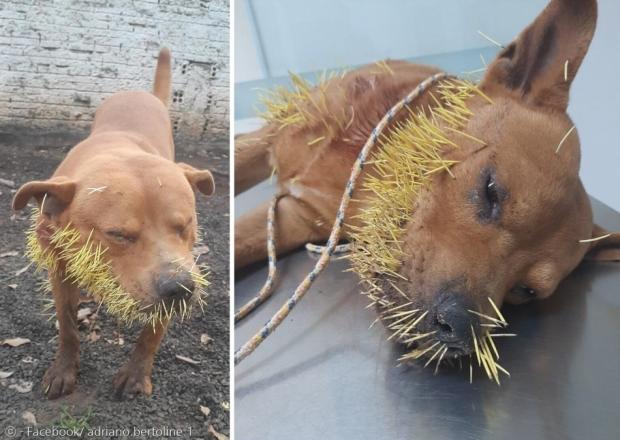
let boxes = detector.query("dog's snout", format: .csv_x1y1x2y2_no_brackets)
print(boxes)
431,293,477,347
156,269,195,299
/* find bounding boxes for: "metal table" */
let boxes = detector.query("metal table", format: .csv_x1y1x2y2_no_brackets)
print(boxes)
235,169,620,440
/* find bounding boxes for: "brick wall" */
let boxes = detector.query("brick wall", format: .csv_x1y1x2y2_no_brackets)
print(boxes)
0,0,229,148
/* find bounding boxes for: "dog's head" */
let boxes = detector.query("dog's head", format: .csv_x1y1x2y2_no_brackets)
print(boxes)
12,154,214,321
367,0,620,358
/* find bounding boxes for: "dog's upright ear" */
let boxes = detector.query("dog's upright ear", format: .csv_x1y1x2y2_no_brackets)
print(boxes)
177,162,215,196
480,0,597,111
12,177,76,216
584,224,620,262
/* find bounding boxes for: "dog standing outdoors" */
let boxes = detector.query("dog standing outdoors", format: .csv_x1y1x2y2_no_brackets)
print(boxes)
12,48,215,399
235,0,620,359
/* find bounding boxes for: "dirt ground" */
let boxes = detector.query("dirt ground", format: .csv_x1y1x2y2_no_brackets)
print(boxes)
0,139,230,439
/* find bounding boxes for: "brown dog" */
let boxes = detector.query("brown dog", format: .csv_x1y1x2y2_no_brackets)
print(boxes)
235,0,620,358
12,48,215,399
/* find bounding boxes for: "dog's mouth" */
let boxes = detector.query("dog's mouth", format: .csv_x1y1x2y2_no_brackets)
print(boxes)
26,211,210,326
94,266,209,326
365,274,514,383
138,292,201,323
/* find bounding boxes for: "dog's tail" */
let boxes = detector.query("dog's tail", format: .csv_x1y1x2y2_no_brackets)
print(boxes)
153,47,172,106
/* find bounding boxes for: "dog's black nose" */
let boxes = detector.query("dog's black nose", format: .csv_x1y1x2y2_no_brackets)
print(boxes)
431,293,477,347
156,270,195,299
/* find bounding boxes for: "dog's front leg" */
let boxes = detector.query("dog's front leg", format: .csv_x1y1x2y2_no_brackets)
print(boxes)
113,319,169,399
43,273,80,399
235,195,332,268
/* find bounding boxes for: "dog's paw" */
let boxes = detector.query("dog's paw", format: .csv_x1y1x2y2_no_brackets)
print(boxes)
43,361,78,400
113,365,152,400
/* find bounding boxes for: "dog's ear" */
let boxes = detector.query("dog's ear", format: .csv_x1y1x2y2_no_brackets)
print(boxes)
480,0,597,111
177,162,215,196
584,224,620,262
12,177,76,214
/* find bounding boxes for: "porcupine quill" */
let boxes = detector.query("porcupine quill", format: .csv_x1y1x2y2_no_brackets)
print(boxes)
259,71,513,383
25,209,209,327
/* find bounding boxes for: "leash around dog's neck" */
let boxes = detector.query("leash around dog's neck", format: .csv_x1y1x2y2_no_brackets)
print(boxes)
234,72,449,365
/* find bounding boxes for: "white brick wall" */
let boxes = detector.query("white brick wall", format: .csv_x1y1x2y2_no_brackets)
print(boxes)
0,0,229,147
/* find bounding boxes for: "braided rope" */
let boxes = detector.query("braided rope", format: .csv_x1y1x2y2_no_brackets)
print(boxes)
235,72,449,365
234,194,283,322
305,242,353,254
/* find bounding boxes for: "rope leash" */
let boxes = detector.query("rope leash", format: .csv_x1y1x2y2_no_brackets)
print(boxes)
234,194,283,322
305,242,352,254
235,222,350,323
235,72,449,365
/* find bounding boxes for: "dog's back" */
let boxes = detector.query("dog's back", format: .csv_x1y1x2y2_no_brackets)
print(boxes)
89,48,174,160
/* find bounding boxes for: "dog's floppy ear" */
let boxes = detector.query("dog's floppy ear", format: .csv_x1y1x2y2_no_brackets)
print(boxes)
177,162,215,196
12,177,76,214
584,224,620,262
480,0,597,111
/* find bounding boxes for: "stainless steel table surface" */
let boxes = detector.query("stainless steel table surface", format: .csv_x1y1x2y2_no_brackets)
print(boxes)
235,179,620,440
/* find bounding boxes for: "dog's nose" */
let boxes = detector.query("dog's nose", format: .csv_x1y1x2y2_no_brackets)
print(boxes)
156,270,195,299
431,293,477,347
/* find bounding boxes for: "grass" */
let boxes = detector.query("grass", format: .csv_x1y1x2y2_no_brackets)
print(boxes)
55,407,93,431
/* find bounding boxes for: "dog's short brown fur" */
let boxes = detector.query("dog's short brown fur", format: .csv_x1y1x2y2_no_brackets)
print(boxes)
235,0,620,353
12,49,215,399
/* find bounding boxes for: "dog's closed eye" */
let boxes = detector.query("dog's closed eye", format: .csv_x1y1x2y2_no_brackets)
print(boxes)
105,229,138,244
472,167,507,223
172,219,193,238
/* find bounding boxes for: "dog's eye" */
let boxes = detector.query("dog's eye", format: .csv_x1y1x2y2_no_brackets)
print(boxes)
473,168,506,222
511,284,537,299
485,175,499,208
174,219,193,238
175,224,188,237
105,229,137,244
